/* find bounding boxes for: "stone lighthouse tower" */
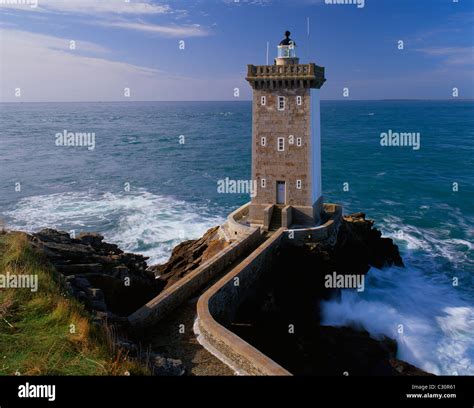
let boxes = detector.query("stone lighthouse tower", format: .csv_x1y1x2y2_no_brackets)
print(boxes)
246,31,326,230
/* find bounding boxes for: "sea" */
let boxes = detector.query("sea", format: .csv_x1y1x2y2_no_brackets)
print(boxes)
0,100,472,375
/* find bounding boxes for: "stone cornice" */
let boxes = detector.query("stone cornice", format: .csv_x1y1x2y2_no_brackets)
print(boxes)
246,63,326,89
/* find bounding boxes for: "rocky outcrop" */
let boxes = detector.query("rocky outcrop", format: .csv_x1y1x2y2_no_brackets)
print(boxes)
148,226,228,290
29,229,162,321
304,212,404,277
29,227,229,320
389,358,435,376
335,212,404,271
150,353,186,376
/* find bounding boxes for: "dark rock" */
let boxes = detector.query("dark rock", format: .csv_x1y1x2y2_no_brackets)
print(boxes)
309,326,399,376
150,353,186,376
390,358,435,376
55,263,104,275
335,213,404,271
115,339,138,354
87,287,104,301
28,229,162,317
111,265,129,279
74,276,91,290
89,300,107,312
77,232,104,247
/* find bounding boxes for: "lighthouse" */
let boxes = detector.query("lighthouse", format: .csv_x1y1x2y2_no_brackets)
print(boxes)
246,31,326,230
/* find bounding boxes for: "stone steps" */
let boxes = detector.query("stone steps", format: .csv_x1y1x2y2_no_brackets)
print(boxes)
269,206,283,231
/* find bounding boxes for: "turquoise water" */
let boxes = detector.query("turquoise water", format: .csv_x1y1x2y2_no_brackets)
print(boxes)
0,100,473,375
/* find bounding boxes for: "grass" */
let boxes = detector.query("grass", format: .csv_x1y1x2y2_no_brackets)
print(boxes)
0,231,149,376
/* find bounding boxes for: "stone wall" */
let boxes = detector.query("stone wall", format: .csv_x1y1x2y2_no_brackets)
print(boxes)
226,202,252,237
285,203,343,245
196,229,291,375
250,88,312,211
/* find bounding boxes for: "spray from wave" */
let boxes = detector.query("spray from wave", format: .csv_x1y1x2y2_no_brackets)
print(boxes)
321,218,474,375
4,190,224,265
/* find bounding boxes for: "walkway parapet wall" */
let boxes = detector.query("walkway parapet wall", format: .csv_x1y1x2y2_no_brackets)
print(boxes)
197,228,291,375
129,205,261,328
284,203,343,245
227,202,254,237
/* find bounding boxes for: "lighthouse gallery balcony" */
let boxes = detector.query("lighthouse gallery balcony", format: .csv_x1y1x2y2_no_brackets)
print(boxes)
246,63,326,89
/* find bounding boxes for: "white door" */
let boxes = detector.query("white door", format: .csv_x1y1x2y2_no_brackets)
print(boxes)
276,181,285,204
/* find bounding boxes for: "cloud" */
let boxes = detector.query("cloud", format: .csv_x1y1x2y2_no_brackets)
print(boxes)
0,0,171,15
222,0,272,5
0,28,109,53
0,28,240,102
0,1,209,37
415,47,474,66
99,21,210,37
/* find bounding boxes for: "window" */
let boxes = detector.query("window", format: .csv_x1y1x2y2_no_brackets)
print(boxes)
261,178,266,188
296,96,302,106
296,137,302,147
261,136,266,147
261,96,266,106
296,180,302,189
277,137,285,151
277,96,285,111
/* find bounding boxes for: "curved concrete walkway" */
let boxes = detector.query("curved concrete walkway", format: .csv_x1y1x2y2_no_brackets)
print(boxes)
196,228,291,375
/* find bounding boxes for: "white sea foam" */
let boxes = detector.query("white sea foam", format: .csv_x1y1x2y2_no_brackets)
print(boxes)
321,214,474,376
322,209,474,375
321,265,474,375
4,190,224,265
381,215,473,267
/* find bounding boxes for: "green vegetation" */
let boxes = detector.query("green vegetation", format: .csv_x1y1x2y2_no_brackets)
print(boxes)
0,232,148,376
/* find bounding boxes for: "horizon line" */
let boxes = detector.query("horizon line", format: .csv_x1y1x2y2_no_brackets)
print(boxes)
1,98,473,104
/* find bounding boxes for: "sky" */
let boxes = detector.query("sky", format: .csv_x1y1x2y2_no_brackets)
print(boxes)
0,0,473,102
